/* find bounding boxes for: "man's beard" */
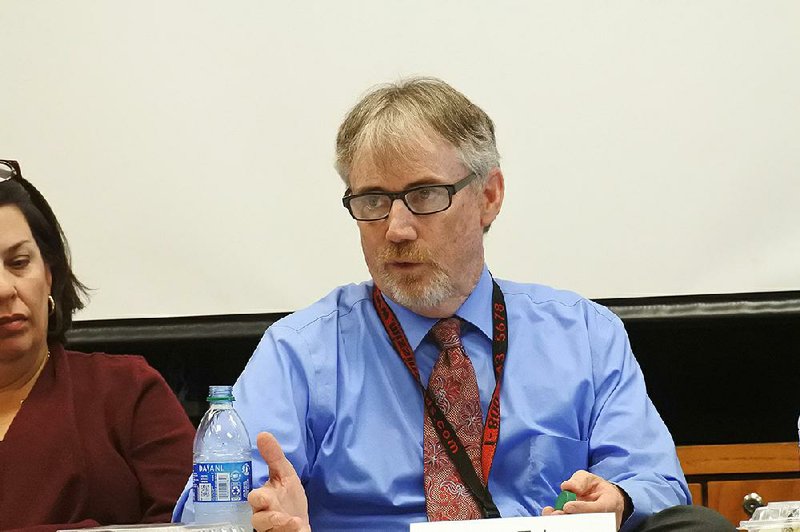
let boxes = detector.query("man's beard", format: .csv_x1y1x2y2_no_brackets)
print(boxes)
374,242,456,310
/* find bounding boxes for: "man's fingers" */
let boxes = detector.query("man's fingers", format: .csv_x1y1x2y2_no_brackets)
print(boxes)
562,499,606,514
249,485,278,511
561,469,595,495
252,510,310,532
251,434,310,529
257,431,296,482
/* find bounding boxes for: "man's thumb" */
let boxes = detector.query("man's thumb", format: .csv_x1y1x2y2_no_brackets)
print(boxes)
257,431,295,481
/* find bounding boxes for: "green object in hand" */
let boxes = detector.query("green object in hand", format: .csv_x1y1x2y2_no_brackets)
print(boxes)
554,489,577,510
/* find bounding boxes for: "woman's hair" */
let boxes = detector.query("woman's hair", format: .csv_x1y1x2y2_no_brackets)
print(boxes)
0,162,87,343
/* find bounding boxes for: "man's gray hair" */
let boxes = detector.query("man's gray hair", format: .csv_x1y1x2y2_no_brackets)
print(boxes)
335,77,500,186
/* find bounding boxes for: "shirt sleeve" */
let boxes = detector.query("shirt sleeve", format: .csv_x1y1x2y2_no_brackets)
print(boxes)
125,359,196,523
584,307,691,531
174,322,329,522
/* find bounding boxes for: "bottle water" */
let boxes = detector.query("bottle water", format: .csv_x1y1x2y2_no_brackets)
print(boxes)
193,385,253,529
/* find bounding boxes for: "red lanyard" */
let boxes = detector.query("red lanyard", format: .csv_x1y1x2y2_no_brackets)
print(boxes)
372,280,508,518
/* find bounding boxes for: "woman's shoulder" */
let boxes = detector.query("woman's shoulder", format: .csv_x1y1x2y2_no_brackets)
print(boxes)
53,346,187,422
56,346,163,385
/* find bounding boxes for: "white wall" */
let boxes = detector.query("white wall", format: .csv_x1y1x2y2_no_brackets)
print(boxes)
1,1,798,320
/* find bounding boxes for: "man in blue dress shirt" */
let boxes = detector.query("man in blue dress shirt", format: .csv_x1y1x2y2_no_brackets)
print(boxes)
174,78,734,531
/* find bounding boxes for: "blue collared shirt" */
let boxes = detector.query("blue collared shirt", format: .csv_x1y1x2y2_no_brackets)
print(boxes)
174,266,689,530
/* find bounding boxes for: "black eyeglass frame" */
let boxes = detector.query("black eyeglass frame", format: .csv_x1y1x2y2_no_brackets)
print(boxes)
342,172,477,221
0,159,21,182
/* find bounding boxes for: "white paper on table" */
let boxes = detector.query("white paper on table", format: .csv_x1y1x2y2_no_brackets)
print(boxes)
410,512,616,531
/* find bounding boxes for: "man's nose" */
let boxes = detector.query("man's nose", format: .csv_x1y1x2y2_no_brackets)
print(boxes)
384,199,418,243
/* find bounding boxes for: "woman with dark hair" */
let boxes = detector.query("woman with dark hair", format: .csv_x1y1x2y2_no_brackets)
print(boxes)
0,160,195,530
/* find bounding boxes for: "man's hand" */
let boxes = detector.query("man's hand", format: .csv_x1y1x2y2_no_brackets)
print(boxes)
248,432,311,532
541,470,627,530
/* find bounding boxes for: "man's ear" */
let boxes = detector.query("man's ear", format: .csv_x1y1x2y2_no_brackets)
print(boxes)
480,167,504,229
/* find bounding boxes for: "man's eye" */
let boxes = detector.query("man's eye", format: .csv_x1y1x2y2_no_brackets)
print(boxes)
362,195,385,210
416,188,433,200
410,187,443,204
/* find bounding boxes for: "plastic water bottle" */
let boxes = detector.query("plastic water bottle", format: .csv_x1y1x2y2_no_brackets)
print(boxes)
193,385,253,529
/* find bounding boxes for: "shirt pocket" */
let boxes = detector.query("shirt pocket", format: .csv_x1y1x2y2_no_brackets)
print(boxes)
528,434,590,499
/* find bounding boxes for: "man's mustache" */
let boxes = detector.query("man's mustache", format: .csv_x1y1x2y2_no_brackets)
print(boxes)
378,242,434,264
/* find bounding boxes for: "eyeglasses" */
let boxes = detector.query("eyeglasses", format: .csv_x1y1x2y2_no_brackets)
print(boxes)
0,160,20,182
342,172,477,221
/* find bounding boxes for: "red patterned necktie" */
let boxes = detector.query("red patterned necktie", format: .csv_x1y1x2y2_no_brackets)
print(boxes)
423,317,485,521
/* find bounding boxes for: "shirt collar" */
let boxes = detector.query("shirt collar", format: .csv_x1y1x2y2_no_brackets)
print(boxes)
455,265,494,341
381,265,494,349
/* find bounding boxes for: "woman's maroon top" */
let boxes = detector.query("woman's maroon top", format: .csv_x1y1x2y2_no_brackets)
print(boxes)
0,344,195,531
